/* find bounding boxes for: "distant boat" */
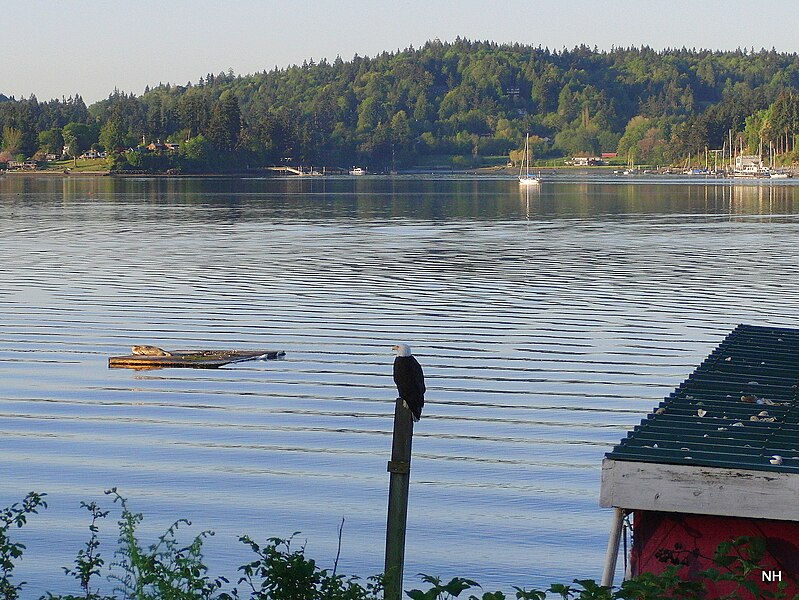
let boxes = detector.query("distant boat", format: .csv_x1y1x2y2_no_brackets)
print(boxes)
765,141,791,179
349,167,366,175
623,153,641,175
518,134,541,185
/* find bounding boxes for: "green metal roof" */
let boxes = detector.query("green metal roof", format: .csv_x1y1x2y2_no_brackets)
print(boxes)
606,324,799,474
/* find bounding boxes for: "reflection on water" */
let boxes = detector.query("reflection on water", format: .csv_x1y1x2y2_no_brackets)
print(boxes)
5,173,799,221
2,175,799,595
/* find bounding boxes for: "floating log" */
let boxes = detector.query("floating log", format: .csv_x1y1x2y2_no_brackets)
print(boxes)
109,349,285,369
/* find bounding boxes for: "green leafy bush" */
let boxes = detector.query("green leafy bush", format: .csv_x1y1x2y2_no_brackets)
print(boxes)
0,491,47,600
0,491,795,600
220,534,382,600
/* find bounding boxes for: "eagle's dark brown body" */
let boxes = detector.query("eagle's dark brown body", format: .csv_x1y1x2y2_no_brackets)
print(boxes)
392,344,425,421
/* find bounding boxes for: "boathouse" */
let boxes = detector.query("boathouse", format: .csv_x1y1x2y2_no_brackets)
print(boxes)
600,324,799,595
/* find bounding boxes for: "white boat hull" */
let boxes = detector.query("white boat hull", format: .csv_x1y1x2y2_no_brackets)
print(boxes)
518,134,542,185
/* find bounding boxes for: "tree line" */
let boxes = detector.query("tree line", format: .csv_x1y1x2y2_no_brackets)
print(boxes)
3,40,799,172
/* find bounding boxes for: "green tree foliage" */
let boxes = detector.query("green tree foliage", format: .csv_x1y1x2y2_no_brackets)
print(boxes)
2,126,23,155
0,95,86,157
555,125,602,156
7,43,799,169
177,89,213,138
179,135,213,172
747,89,799,155
207,92,241,152
509,135,548,166
617,116,671,163
37,128,64,155
99,120,129,152
62,122,98,158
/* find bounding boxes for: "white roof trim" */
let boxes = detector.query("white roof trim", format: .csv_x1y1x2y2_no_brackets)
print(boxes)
600,458,799,521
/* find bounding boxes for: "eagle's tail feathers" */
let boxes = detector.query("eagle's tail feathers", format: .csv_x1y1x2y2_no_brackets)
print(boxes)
402,399,421,421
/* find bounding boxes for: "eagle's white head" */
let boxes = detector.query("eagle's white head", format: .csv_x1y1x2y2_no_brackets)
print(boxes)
392,344,412,357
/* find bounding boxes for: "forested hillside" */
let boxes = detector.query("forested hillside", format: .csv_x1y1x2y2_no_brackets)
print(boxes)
3,40,799,171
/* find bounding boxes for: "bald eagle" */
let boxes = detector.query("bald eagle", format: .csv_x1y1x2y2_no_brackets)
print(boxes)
392,344,425,421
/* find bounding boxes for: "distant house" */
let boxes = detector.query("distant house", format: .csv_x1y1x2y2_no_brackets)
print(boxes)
735,154,762,169
8,159,38,170
146,140,167,152
141,139,180,153
734,154,767,177
571,156,604,166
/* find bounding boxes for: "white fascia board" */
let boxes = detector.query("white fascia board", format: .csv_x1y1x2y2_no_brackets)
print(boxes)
600,458,799,521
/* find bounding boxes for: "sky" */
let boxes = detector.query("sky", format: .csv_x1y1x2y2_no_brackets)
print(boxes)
4,0,799,105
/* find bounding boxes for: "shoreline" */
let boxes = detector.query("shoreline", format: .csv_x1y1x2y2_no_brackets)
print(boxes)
3,164,797,179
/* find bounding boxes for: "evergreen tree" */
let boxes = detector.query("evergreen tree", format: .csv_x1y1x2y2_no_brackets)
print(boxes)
207,92,241,152
7,42,799,169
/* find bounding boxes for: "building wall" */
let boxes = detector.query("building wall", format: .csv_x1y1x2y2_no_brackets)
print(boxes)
631,510,799,596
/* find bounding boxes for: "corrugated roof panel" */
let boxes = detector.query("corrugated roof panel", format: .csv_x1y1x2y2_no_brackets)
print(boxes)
605,324,799,474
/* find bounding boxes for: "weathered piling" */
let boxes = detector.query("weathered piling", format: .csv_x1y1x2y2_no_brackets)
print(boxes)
384,397,414,600
601,507,625,586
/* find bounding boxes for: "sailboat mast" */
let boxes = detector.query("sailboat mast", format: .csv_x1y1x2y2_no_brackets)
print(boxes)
520,133,529,178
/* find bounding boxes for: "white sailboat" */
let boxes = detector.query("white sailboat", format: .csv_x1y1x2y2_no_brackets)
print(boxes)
518,134,541,185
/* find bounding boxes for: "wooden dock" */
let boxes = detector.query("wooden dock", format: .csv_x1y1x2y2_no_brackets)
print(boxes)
109,349,285,369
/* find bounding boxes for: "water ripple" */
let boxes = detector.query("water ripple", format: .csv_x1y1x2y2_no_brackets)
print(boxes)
3,176,799,594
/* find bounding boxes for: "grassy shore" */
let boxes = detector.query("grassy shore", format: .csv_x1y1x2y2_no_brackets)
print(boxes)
2,157,113,175
45,157,113,172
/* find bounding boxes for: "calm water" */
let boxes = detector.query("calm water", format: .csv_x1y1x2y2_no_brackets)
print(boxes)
2,174,799,596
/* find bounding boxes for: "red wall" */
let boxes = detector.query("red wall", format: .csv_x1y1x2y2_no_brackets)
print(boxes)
631,511,799,597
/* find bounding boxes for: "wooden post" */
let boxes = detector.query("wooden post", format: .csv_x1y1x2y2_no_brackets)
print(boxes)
384,398,414,600
601,507,625,587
